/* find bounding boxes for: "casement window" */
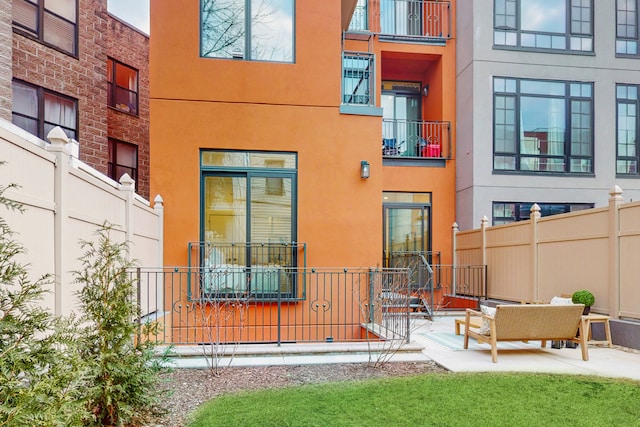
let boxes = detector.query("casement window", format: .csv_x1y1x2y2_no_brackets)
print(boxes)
494,0,593,52
616,84,640,174
12,0,78,55
492,202,594,225
493,77,593,174
617,0,640,55
108,139,138,186
107,58,139,115
12,80,78,141
200,0,294,62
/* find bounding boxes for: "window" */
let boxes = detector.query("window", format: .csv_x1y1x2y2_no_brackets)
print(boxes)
617,0,640,55
12,80,77,141
493,77,593,173
108,139,138,187
342,52,375,106
494,0,592,52
200,151,297,298
12,0,78,55
200,0,294,62
107,58,139,115
492,202,594,225
616,84,640,174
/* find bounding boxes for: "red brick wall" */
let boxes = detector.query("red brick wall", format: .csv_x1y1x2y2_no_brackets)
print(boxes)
0,0,11,121
106,14,150,199
12,0,109,171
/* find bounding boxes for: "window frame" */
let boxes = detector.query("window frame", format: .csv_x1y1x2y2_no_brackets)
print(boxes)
616,0,640,56
492,76,594,175
493,0,594,53
11,79,78,142
108,138,139,187
12,0,79,56
199,0,296,63
107,58,140,116
342,51,375,107
492,201,595,225
616,84,640,175
199,150,299,300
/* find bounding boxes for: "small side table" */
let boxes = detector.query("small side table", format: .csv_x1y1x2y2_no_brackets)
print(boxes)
581,314,612,348
455,317,482,335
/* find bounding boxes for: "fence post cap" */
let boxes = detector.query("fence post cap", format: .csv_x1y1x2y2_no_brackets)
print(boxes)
609,185,623,200
119,173,135,191
154,194,164,205
46,126,69,146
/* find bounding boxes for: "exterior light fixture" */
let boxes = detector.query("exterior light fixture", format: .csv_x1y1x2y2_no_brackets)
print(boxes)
360,160,370,179
422,84,429,97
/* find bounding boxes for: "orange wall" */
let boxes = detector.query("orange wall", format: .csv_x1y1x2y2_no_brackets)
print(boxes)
150,0,456,268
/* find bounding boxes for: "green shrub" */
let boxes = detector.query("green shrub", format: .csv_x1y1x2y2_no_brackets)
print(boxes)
0,178,87,426
74,223,169,426
572,290,595,307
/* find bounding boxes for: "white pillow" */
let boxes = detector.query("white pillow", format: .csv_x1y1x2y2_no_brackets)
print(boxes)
550,296,573,305
479,305,496,335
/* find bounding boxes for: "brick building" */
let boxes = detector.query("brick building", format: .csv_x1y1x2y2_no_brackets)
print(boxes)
2,0,149,199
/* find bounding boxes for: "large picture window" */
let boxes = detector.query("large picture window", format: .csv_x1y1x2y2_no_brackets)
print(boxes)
616,84,640,174
12,0,78,55
494,0,592,52
199,151,298,298
617,0,640,55
493,77,593,174
200,0,294,62
107,58,139,115
12,80,78,141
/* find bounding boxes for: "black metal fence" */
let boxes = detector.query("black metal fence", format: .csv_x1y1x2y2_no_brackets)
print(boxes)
135,267,412,346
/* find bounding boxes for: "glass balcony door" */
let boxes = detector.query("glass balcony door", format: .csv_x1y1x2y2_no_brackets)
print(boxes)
382,91,421,156
203,174,293,245
383,205,430,267
381,0,424,36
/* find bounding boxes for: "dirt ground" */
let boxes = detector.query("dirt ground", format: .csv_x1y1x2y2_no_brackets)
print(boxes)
150,361,447,427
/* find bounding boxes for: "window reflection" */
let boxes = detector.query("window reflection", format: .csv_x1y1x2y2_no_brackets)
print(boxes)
201,0,294,62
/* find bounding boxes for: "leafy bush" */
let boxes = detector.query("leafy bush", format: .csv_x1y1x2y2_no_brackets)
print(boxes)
74,224,169,426
572,290,595,307
0,178,87,426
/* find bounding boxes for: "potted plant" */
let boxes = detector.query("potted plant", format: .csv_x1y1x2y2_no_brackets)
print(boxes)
572,290,595,315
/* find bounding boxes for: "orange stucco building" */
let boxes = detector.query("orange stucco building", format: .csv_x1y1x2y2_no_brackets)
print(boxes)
150,0,456,342
151,0,456,267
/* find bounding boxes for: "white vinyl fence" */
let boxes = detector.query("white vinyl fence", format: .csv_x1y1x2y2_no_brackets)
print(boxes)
0,119,163,317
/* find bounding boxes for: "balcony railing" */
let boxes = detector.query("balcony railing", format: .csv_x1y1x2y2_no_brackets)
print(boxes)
135,267,412,345
382,119,451,159
379,0,451,42
348,0,368,32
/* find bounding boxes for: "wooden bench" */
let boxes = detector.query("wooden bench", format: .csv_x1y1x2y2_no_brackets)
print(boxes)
463,304,588,363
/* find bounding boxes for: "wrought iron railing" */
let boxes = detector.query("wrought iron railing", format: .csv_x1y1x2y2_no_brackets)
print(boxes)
135,267,412,345
382,119,451,159
379,0,451,41
348,0,369,32
434,265,487,310
342,51,375,106
187,242,306,300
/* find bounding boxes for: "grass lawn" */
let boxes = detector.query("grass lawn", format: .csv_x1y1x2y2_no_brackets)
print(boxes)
187,372,640,426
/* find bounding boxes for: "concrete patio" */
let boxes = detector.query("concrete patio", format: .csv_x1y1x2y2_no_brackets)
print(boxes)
411,313,640,381
166,313,640,381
